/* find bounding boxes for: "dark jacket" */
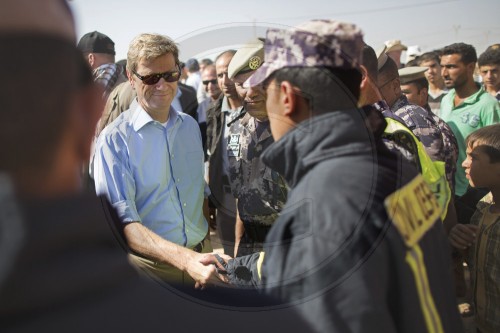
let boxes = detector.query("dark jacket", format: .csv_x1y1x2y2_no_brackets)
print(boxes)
205,95,226,208
228,109,464,333
0,177,311,332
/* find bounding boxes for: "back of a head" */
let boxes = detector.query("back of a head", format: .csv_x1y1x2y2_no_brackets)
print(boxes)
0,35,92,174
185,58,200,72
0,0,75,41
442,43,477,64
273,67,361,114
362,45,379,82
0,0,92,174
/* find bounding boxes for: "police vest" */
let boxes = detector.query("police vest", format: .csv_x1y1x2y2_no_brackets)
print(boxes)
384,117,451,220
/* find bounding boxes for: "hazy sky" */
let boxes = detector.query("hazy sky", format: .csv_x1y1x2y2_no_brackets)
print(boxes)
69,0,500,61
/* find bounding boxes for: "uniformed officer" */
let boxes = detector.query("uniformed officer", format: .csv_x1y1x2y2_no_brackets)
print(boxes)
226,39,287,257
203,19,464,333
399,65,459,193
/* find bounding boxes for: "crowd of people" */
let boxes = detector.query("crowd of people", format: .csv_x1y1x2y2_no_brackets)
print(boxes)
0,1,499,332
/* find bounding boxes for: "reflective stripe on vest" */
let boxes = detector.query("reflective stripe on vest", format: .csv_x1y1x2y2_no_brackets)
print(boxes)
384,118,451,220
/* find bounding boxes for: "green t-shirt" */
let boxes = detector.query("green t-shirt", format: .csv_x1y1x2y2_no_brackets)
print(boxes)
440,85,500,196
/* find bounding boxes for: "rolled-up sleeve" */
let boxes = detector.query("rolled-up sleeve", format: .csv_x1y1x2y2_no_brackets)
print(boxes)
93,132,141,224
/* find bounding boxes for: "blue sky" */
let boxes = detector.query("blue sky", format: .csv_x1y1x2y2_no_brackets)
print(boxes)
69,0,500,61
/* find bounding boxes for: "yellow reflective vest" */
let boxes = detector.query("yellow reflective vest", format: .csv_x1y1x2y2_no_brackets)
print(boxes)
384,117,451,220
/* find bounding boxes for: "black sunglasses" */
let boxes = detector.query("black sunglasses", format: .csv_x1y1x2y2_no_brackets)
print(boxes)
132,68,181,85
202,79,218,86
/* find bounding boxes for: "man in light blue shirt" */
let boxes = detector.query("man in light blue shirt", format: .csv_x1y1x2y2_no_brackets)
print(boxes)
94,33,224,287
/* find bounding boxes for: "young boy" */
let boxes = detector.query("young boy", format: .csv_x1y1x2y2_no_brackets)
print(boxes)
449,123,500,333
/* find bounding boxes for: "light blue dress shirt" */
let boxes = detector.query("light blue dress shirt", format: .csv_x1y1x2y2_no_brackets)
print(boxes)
93,100,208,247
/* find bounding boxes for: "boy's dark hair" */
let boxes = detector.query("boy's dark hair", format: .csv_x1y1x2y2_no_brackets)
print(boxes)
271,66,361,115
466,124,500,163
411,77,429,92
417,52,440,65
478,49,500,67
442,43,477,64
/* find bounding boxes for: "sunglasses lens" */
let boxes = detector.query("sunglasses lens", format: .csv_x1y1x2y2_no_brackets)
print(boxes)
203,79,216,85
142,74,161,85
137,70,180,85
165,71,180,83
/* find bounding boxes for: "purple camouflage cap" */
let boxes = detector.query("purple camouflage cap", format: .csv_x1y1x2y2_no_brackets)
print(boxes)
245,19,364,87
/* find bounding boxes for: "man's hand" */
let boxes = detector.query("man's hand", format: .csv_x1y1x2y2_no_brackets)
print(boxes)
449,224,478,250
185,252,230,289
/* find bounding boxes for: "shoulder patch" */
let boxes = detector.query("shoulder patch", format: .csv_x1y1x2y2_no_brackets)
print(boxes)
385,175,440,247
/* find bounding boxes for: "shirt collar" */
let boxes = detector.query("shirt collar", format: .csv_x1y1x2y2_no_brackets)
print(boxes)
131,100,182,132
450,83,486,106
221,96,242,113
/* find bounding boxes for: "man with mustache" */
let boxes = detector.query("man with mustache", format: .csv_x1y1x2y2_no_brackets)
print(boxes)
226,39,288,257
439,43,500,224
206,50,243,255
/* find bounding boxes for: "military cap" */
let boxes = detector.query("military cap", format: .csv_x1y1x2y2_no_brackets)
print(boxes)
228,38,264,79
385,39,407,52
398,66,428,84
77,31,115,55
246,19,364,87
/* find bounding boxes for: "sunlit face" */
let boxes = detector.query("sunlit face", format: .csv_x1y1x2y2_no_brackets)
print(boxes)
129,53,178,114
462,143,500,189
440,54,472,89
215,53,237,98
479,64,500,92
401,82,426,107
201,66,221,100
420,59,442,85
233,71,267,120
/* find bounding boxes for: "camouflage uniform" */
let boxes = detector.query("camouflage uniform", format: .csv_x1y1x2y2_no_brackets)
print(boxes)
391,95,458,189
227,113,287,256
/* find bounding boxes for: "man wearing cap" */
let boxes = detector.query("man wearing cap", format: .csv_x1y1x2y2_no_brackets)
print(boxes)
417,52,449,116
206,50,243,255
378,54,448,164
359,46,457,235
399,66,459,192
211,20,463,333
77,31,126,100
226,39,288,257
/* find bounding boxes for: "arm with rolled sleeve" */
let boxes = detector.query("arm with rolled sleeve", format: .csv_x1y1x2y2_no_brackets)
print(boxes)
93,132,222,287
